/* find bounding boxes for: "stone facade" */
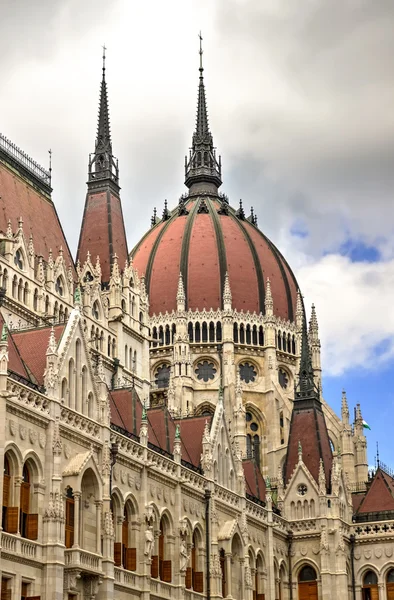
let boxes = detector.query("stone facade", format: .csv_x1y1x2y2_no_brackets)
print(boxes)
0,53,393,600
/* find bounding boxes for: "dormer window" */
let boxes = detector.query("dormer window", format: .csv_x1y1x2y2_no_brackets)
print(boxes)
84,271,94,283
55,276,64,296
92,301,100,320
14,249,23,270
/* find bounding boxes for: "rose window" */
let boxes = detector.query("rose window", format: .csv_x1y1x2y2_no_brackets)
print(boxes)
195,361,216,382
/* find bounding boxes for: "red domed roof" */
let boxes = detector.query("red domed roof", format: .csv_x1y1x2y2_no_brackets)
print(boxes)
132,196,299,321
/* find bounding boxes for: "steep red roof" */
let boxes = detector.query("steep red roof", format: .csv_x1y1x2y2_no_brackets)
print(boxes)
0,161,75,274
356,468,394,515
12,324,65,385
132,197,299,319
0,313,30,381
243,459,266,501
284,404,333,488
77,190,128,284
110,390,206,468
174,416,211,467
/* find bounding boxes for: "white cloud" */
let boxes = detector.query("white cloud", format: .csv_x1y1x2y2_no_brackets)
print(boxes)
297,253,394,376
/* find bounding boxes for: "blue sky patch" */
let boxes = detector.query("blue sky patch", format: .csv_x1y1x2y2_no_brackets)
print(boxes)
339,239,381,263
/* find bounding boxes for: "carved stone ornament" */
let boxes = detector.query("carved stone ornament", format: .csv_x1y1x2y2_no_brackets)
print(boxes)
64,568,81,591
64,444,71,459
83,574,102,599
19,424,27,440
364,549,372,560
374,547,382,559
39,432,46,448
29,428,37,445
385,546,393,558
9,419,16,436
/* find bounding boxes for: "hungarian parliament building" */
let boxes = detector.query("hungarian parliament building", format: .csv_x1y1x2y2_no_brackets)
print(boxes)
0,47,392,600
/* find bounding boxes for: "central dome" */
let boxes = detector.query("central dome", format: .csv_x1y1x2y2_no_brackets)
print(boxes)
132,195,299,320
132,47,299,320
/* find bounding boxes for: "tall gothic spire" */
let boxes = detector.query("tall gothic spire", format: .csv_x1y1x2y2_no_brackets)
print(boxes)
184,33,222,194
296,317,319,400
77,48,128,283
88,46,119,186
283,315,333,489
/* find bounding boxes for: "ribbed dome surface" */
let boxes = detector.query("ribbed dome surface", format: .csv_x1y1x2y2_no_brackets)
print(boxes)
132,196,299,320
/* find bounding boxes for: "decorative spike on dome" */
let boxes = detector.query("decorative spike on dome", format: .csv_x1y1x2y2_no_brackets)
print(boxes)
223,271,232,310
176,272,186,311
184,33,222,194
162,199,171,221
151,207,157,227
264,277,273,315
6,219,13,239
236,199,245,220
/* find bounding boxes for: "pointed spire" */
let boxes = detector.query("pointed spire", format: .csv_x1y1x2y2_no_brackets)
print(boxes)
284,313,333,489
223,271,232,310
309,303,319,338
295,316,318,400
151,207,158,227
184,33,222,193
176,272,186,311
318,458,326,494
46,327,57,356
296,289,303,331
298,440,303,463
264,277,273,316
88,46,119,185
341,389,349,424
6,219,12,239
236,199,245,220
162,199,171,221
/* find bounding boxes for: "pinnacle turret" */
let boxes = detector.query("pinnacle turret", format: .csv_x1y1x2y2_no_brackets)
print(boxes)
296,317,319,400
184,34,222,194
88,46,119,186
264,277,273,316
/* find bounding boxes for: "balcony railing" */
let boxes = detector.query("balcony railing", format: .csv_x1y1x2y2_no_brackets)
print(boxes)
150,578,177,599
64,548,102,573
1,532,42,561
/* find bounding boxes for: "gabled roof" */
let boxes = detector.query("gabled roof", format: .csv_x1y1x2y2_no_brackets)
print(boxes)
243,459,266,502
12,324,65,385
355,468,394,516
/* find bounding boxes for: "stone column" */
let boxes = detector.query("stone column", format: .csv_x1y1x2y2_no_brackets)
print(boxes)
225,553,232,598
95,501,102,554
14,476,23,535
73,492,81,548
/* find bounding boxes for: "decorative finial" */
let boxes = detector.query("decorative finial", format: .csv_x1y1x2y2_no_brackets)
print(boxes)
199,31,203,74
48,149,52,185
162,199,171,221
298,440,303,461
266,475,271,490
175,424,181,440
236,199,245,220
377,441,380,468
74,287,81,305
142,401,147,422
151,207,157,227
102,43,107,74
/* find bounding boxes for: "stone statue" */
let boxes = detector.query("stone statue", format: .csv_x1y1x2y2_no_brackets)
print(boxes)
180,538,189,572
144,525,154,558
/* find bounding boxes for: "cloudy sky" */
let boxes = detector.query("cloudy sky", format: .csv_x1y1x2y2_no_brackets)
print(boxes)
1,0,393,462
